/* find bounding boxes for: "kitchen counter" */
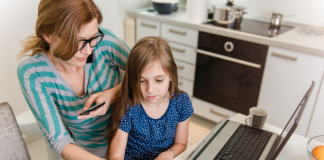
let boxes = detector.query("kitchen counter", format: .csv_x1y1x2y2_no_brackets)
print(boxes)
129,7,324,57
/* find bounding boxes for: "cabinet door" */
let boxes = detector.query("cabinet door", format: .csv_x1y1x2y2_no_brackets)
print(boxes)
136,18,160,42
307,76,324,138
258,46,324,136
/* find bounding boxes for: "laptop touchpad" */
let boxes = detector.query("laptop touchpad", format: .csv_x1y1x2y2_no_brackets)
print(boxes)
216,133,231,142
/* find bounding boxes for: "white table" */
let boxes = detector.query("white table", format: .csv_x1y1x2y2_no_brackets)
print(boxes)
175,113,310,160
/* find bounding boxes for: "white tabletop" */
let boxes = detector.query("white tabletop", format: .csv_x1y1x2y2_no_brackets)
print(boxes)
174,113,310,160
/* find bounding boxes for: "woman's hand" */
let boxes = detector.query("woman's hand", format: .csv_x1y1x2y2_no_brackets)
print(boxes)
154,150,174,160
78,84,121,119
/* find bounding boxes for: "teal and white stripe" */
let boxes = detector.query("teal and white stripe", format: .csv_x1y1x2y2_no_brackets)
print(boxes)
17,27,130,158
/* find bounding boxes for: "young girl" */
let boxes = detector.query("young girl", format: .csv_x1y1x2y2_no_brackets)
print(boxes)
107,37,194,160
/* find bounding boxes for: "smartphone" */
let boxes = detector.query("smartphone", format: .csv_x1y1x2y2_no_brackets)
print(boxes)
79,102,105,115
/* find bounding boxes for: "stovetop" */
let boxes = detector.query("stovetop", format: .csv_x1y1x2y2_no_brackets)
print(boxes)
204,19,294,37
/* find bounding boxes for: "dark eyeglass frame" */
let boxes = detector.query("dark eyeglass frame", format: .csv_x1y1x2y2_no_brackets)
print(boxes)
78,29,104,51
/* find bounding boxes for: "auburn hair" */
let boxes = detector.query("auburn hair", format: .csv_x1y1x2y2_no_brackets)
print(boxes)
18,0,103,61
106,37,183,159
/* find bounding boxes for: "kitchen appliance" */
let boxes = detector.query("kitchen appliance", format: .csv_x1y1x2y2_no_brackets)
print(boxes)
152,0,178,15
212,0,246,27
204,19,294,37
186,0,208,23
270,12,283,27
193,32,269,115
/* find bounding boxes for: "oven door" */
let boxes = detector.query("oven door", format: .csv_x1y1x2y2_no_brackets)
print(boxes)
193,49,264,115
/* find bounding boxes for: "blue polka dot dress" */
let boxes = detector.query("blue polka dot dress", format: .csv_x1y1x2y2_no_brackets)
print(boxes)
118,92,194,160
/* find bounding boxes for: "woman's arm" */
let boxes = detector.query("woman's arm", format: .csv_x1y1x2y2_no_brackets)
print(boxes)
61,144,104,160
78,83,121,119
110,129,129,160
155,118,190,160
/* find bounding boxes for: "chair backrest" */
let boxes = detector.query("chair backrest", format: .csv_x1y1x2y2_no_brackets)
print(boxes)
0,102,31,160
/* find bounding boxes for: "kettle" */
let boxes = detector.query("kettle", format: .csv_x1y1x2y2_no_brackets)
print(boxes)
270,13,283,27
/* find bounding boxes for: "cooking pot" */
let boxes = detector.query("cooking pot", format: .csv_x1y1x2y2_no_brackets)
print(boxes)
212,2,246,27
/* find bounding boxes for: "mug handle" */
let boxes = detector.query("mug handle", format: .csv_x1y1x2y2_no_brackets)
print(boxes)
245,115,252,126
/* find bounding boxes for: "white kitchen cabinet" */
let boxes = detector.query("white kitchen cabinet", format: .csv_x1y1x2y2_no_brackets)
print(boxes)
136,18,160,41
258,46,324,137
307,75,324,138
178,77,194,97
161,23,198,47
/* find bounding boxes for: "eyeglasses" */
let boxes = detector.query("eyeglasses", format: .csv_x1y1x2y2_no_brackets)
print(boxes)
78,29,104,51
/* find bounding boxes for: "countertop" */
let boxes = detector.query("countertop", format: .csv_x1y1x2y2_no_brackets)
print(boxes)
129,7,324,58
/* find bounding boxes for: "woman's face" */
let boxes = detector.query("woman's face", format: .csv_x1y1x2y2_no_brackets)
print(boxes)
46,18,99,67
69,18,99,67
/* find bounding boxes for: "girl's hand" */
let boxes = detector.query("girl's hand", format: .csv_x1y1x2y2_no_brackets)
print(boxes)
78,84,121,119
154,150,174,160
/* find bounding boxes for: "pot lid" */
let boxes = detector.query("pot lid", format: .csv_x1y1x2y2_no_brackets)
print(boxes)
214,3,246,11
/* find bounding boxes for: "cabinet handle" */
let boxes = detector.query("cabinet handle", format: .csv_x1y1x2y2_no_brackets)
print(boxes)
179,82,183,85
210,109,229,118
169,29,187,35
177,66,185,69
196,49,261,69
171,47,185,53
272,52,298,61
141,23,157,29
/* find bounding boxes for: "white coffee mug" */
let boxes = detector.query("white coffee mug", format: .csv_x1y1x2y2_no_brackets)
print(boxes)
245,107,267,129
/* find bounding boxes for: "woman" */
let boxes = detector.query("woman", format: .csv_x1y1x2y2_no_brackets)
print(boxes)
17,0,129,159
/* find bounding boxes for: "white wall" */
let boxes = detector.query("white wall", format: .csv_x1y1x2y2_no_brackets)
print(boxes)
0,0,150,115
0,0,39,115
209,0,324,27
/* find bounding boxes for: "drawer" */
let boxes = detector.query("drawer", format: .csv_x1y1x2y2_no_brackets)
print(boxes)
192,97,237,123
161,23,198,47
175,60,195,81
136,18,160,42
178,77,194,97
169,42,197,65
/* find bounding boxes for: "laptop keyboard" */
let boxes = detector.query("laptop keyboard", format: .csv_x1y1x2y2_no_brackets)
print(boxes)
214,125,272,160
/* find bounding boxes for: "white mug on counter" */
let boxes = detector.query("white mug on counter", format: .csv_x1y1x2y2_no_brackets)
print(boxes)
245,107,267,129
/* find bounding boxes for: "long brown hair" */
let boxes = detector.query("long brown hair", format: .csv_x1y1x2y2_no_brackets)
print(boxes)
18,0,103,61
106,37,183,159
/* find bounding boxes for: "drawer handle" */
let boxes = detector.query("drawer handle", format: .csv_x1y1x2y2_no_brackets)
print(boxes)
141,23,157,29
179,82,183,85
171,47,185,53
272,52,298,61
210,109,229,118
169,29,187,35
177,66,185,69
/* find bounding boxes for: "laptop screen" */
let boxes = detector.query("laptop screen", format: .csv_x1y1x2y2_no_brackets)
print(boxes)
269,81,315,160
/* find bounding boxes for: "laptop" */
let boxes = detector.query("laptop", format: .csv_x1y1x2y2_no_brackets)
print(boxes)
187,81,315,160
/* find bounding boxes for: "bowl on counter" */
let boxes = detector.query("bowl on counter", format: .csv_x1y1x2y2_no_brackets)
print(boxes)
152,0,178,15
307,135,324,160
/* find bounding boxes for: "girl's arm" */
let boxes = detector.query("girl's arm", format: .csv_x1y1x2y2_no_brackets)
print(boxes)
62,144,104,160
155,118,190,160
110,129,129,160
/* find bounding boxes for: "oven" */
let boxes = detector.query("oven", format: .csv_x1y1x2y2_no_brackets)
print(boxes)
193,32,268,115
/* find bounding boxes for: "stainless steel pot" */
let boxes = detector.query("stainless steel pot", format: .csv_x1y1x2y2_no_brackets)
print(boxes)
212,3,246,26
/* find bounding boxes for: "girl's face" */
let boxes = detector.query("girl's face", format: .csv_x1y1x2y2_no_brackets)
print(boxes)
140,60,172,104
